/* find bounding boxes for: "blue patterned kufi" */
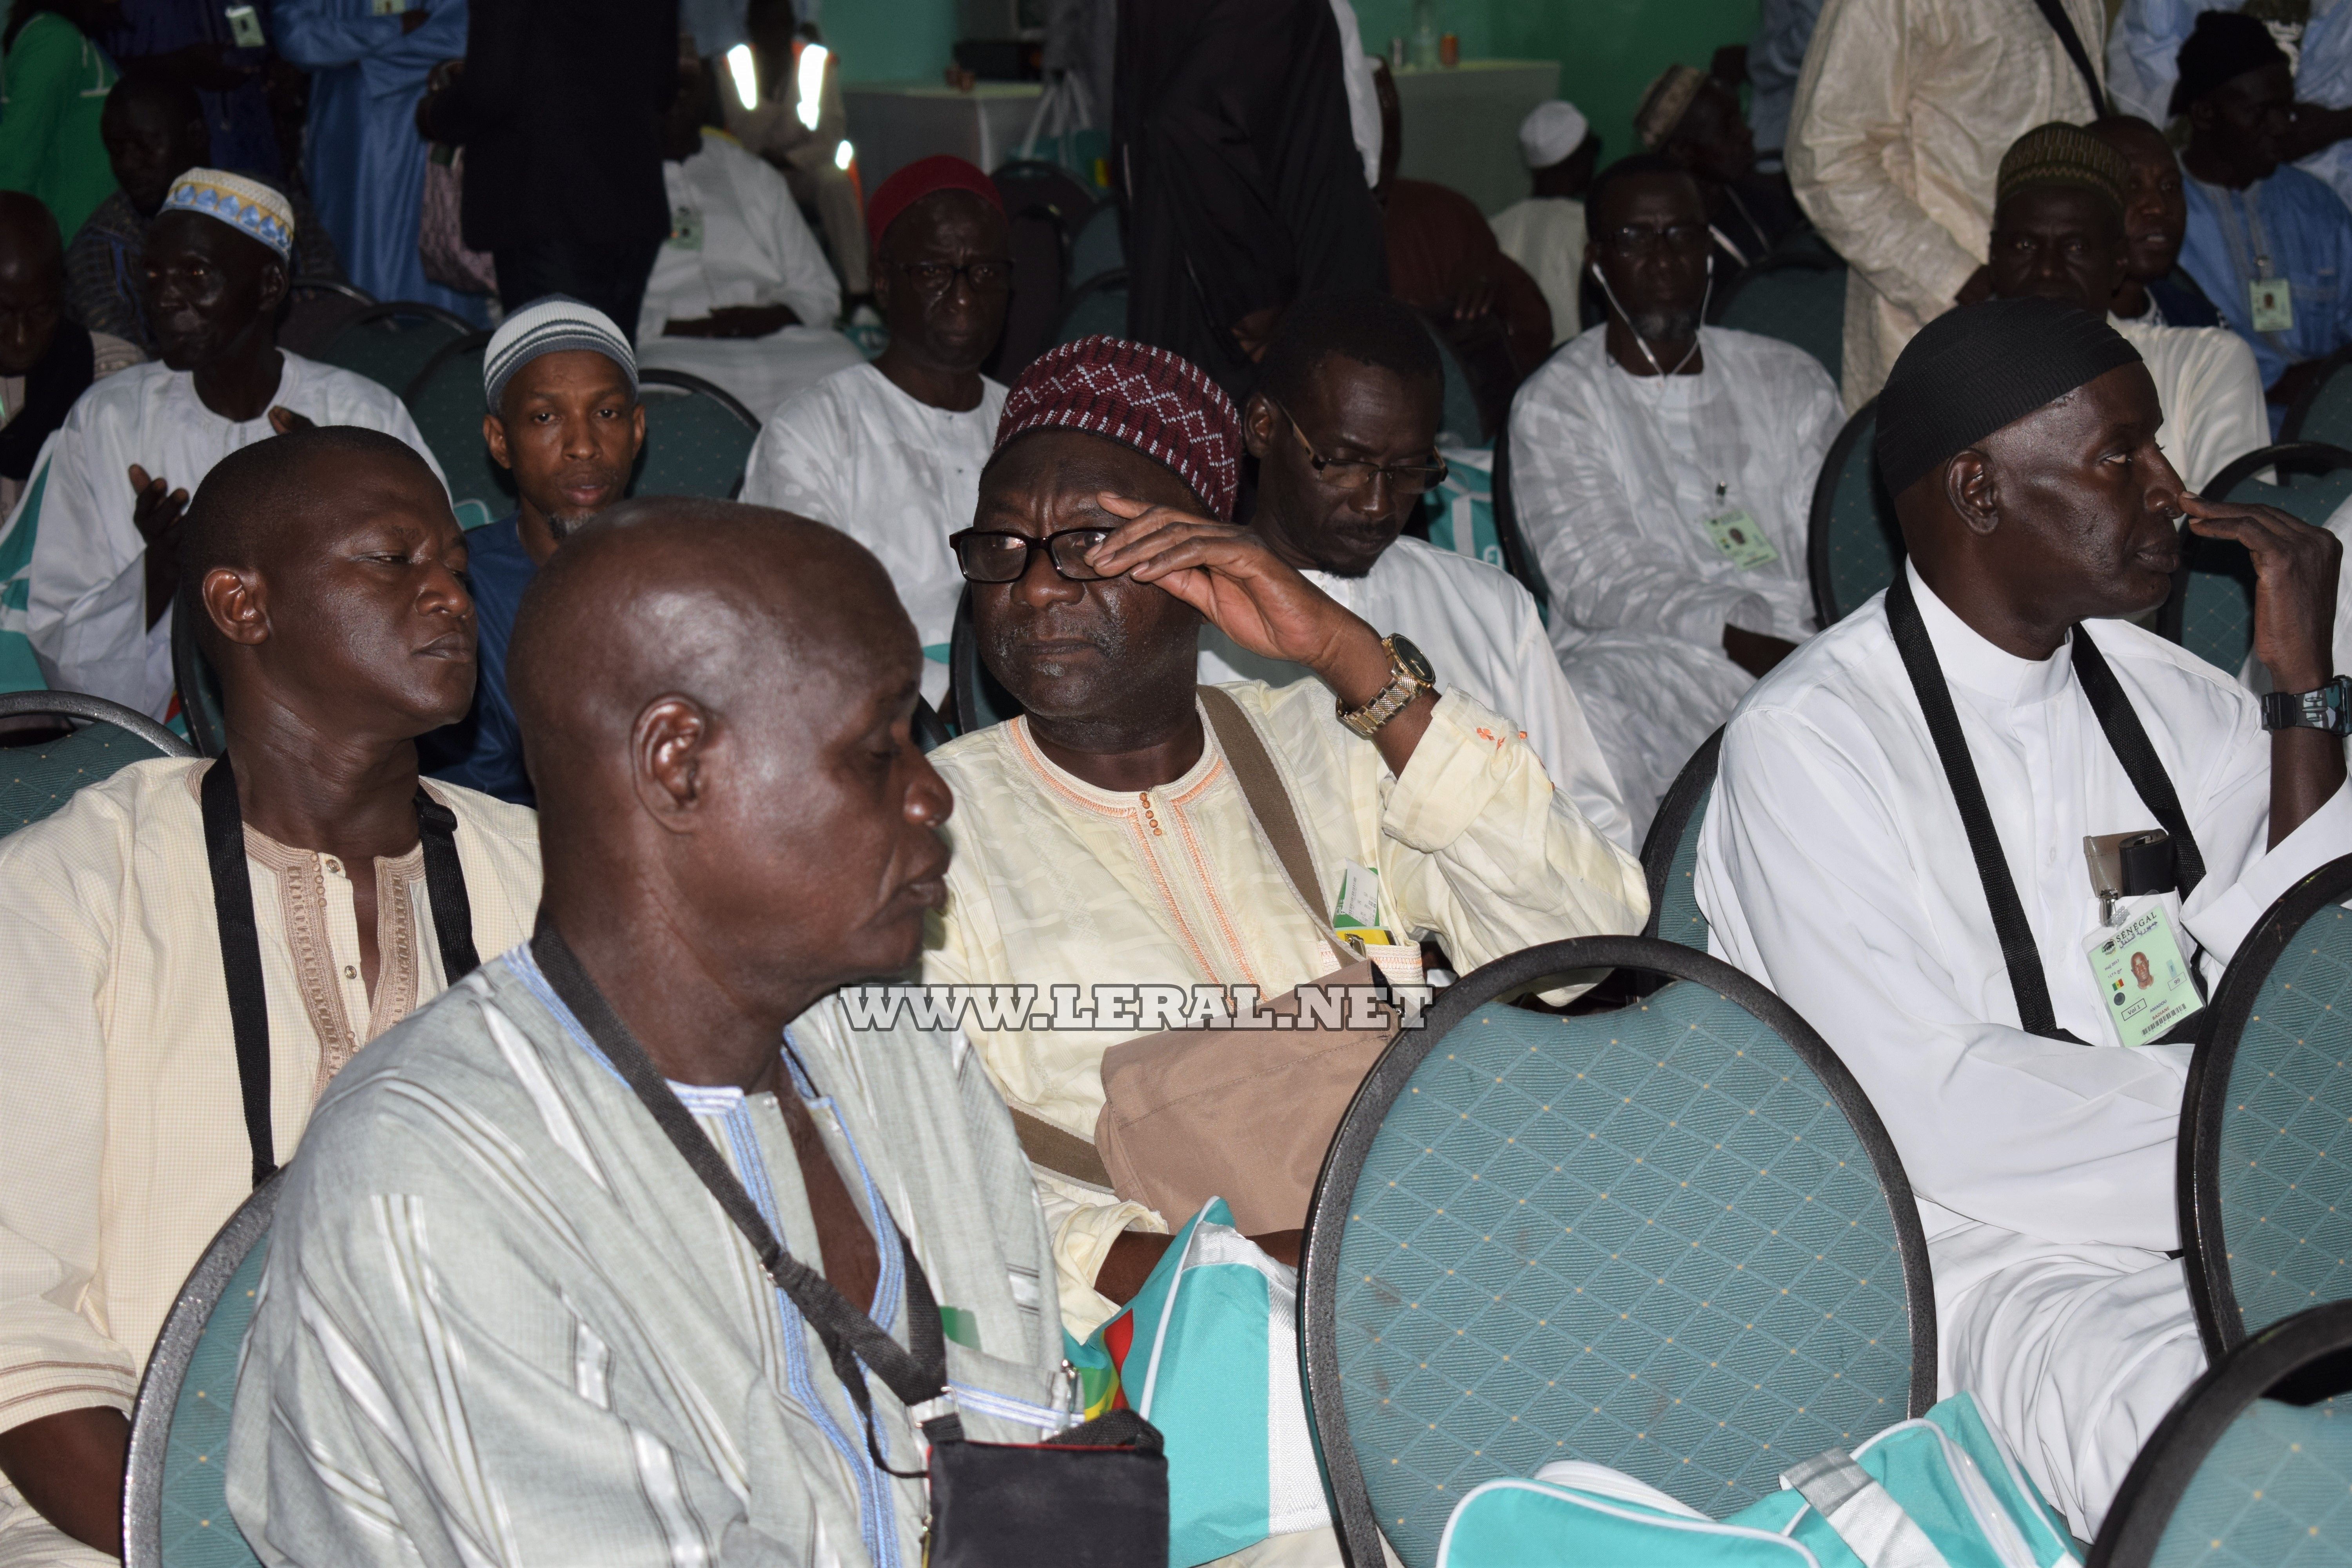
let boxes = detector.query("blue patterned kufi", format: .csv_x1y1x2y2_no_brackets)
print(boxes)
483,296,639,413
160,169,294,262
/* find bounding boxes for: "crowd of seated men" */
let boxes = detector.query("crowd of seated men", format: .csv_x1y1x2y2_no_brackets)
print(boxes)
4,4,2352,1566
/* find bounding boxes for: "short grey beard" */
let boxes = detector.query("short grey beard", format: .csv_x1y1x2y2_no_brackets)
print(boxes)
1626,304,1704,347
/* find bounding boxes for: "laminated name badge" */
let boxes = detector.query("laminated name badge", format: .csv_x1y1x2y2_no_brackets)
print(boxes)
2252,276,2295,333
2082,900,2203,1047
227,3,265,43
668,206,704,251
1704,506,1780,570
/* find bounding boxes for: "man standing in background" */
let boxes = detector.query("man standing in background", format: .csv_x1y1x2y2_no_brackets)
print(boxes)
1489,100,1596,350
1788,0,2107,407
277,0,485,320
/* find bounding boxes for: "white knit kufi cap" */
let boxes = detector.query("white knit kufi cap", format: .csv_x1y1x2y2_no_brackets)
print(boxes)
1519,100,1590,169
482,296,639,412
160,168,295,261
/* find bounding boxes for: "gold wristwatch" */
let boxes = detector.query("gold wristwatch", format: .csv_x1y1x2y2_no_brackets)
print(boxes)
1338,634,1436,738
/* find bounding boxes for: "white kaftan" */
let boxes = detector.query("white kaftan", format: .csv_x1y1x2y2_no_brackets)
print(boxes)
2111,315,2269,492
1693,562,2352,1537
1196,534,1632,850
227,949,1066,1568
1788,0,2105,407
922,679,1648,1336
741,362,1006,707
1488,198,1585,348
8,352,443,718
637,127,864,422
1509,325,1842,839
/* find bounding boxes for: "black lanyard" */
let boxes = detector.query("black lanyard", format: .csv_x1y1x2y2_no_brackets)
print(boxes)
529,920,959,1473
201,755,480,1187
1885,574,2205,1043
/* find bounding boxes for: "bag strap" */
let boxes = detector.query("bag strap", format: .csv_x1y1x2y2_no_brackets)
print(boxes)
1198,685,1327,929
1886,575,2069,1039
530,921,959,1470
2069,634,2207,897
202,759,483,1190
2025,0,2108,117
1781,1449,1952,1568
201,756,278,1189
1007,1103,1114,1188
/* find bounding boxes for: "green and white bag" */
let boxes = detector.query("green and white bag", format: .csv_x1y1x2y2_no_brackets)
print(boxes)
1436,1392,2078,1568
1424,445,1505,573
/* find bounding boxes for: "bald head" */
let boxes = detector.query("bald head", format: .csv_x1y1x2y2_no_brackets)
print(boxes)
0,192,60,282
0,192,63,379
512,496,952,1007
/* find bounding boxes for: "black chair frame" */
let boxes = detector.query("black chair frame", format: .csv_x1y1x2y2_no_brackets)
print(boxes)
2087,1298,2352,1568
0,689,191,757
2157,441,2352,647
1637,726,1724,941
1298,934,1939,1568
1702,247,1842,327
289,276,376,305
633,368,761,502
1485,404,1553,616
2178,851,2352,1360
323,298,477,343
1804,395,1889,630
121,1172,282,1568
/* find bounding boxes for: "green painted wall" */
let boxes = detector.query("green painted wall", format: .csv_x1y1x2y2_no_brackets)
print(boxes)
821,0,1764,156
1348,0,1761,171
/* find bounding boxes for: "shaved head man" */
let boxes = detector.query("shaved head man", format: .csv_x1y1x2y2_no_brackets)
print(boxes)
0,428,539,1564
1695,298,2352,1538
228,499,1086,1568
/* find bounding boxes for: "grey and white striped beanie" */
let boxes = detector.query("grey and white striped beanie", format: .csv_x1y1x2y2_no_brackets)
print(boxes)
483,296,638,412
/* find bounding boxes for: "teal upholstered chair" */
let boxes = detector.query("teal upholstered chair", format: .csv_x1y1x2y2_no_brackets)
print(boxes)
2282,353,2352,449
632,370,760,500
1299,936,1935,1567
0,691,192,832
2180,853,2352,1358
2089,1299,2352,1568
122,1173,280,1568
1711,255,1846,390
1804,399,1900,628
1068,203,1123,286
312,301,475,399
1051,269,1127,351
2159,443,2352,677
947,584,1024,736
402,332,508,527
1638,728,1723,953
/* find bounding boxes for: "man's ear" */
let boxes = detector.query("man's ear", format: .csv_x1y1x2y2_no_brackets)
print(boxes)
1944,450,2001,537
202,563,269,648
628,399,648,463
631,695,711,830
1242,391,1278,460
482,412,513,472
256,259,289,318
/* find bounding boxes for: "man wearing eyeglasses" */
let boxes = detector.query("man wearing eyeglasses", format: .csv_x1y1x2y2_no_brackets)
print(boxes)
1510,155,1843,839
1196,291,1634,850
742,156,1011,707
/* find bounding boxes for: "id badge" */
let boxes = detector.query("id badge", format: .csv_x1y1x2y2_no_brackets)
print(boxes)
2083,899,2202,1046
225,2,264,43
2251,276,2294,332
1704,507,1780,570
1332,858,1381,931
668,206,704,250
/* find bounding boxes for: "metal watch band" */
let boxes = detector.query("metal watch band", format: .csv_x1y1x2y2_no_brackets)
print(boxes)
1338,637,1421,739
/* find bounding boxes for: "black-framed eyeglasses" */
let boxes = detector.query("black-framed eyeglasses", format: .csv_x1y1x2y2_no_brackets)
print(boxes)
1271,403,1449,495
1599,222,1711,258
887,256,1015,296
948,526,1114,583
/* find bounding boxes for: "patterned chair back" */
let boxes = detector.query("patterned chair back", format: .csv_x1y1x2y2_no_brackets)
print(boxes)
1299,936,1935,1568
633,370,760,501
403,332,510,527
2281,353,2352,448
947,583,1024,736
0,692,191,832
2181,853,2352,1358
123,1173,281,1568
1712,256,1846,391
1069,202,1124,287
2158,444,2352,677
1804,399,1901,628
1639,729,1722,952
2089,1299,2352,1568
1051,269,1128,352
314,301,475,399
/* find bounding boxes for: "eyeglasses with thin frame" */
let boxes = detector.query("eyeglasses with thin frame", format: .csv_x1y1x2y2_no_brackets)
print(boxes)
1271,403,1449,495
948,526,1115,583
887,256,1015,296
1598,222,1711,258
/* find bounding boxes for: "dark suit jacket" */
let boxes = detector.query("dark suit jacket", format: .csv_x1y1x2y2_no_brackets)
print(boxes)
420,0,679,253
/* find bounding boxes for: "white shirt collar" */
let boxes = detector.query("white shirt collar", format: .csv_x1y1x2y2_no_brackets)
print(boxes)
1904,558,2073,708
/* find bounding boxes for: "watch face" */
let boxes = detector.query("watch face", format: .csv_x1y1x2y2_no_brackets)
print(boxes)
1388,634,1436,687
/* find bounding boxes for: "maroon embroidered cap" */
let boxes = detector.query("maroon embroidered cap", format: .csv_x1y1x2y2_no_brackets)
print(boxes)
992,335,1242,521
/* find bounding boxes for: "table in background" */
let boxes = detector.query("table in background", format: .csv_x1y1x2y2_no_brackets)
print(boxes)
843,81,1045,196
1392,60,1562,218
